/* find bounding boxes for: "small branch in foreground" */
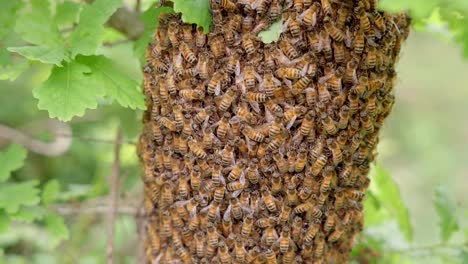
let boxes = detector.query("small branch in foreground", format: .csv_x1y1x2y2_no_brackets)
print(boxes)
53,204,138,215
106,128,122,264
135,0,141,13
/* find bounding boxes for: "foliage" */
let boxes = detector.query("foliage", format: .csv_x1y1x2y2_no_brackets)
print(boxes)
171,0,212,33
258,20,282,43
1,0,468,263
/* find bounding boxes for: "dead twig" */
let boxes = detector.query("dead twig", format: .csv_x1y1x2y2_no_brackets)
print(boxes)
106,128,122,264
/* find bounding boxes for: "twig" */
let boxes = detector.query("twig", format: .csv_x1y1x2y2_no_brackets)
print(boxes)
103,39,133,47
135,0,141,13
53,204,138,215
106,128,122,264
388,243,466,255
54,132,136,145
0,121,72,156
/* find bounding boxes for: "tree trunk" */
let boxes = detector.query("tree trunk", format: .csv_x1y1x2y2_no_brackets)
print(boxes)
139,1,410,263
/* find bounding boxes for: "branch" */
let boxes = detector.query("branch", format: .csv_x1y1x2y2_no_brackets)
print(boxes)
53,204,138,215
84,0,145,40
106,128,122,264
0,120,72,156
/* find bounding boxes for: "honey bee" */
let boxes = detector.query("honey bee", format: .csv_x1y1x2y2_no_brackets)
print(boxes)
242,124,265,142
300,2,320,28
294,149,307,172
240,214,254,237
269,0,281,21
242,34,256,56
188,139,207,159
228,160,246,182
356,3,370,32
360,111,374,134
206,223,220,248
285,184,299,206
230,238,246,262
320,113,337,135
298,187,313,201
263,227,279,248
219,0,237,11
215,112,230,141
366,93,377,116
366,46,377,69
228,14,242,32
279,39,299,60
167,22,180,47
303,221,320,244
210,36,225,58
207,70,226,96
190,167,202,192
324,17,345,42
226,54,241,76
333,41,345,64
373,11,386,32
314,233,325,257
293,200,314,214
321,0,332,15
221,216,233,237
244,65,259,90
310,153,327,176
242,15,254,32
292,75,311,95
275,67,302,80
195,27,206,48
193,232,205,258
348,92,360,115
217,87,237,112
179,88,205,101
320,166,336,192
284,105,307,129
261,188,278,213
246,160,260,184
336,6,350,28
286,12,301,38
179,42,197,65
277,226,292,253
269,173,283,195
328,224,344,243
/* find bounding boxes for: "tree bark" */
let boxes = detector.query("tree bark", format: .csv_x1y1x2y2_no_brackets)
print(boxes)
139,1,410,263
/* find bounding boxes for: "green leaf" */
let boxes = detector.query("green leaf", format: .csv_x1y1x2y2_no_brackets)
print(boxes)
172,0,212,33
55,0,82,26
77,55,145,110
0,210,10,233
15,0,64,46
10,206,45,223
434,186,459,242
43,213,69,248
42,180,60,205
0,62,29,81
461,249,468,264
370,165,413,241
0,180,40,214
0,144,27,182
134,5,174,62
258,19,282,44
364,190,391,227
7,46,68,66
68,0,122,58
33,60,104,121
0,0,22,39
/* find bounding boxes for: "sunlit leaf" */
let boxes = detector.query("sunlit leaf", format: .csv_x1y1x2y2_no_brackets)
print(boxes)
33,60,104,121
134,5,174,62
258,20,282,44
0,144,27,182
0,0,22,39
55,0,82,26
370,165,413,241
10,206,46,223
0,210,10,233
77,55,145,110
68,0,122,58
14,0,63,46
434,186,459,241
43,213,69,248
0,180,40,214
42,180,61,205
172,0,212,33
7,46,68,66
0,62,29,81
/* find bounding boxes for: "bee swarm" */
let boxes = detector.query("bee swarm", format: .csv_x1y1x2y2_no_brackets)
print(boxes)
140,0,410,263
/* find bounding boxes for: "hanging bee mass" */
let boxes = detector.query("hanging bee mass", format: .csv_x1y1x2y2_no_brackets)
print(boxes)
140,0,410,263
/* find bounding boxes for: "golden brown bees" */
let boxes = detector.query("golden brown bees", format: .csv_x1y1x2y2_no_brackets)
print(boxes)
279,39,299,59
179,42,197,64
323,17,345,42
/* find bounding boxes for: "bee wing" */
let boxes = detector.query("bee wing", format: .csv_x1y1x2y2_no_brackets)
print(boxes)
249,102,261,113
235,61,241,76
345,30,353,48
223,205,232,220
283,78,292,88
265,108,275,123
215,82,221,96
153,253,163,264
200,205,210,214
286,116,297,129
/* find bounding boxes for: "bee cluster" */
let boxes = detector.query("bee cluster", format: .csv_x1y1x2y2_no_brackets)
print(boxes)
139,0,410,263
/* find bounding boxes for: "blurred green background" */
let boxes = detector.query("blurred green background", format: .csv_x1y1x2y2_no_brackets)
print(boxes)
1,0,468,263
